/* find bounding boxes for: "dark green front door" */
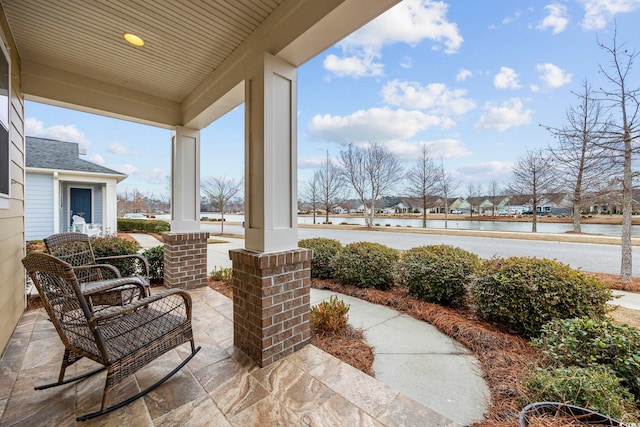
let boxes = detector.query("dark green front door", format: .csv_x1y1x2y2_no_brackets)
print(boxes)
70,188,92,226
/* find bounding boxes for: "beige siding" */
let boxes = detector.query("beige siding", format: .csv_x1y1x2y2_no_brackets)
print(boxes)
0,5,25,356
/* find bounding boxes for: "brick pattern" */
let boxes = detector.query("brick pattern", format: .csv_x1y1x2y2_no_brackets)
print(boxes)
229,248,312,367
163,232,210,289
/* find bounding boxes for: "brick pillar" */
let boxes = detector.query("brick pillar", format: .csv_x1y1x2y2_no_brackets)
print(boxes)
163,232,210,289
229,248,312,367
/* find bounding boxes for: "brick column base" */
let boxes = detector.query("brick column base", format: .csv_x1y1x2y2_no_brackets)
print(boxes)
229,248,312,367
163,232,210,289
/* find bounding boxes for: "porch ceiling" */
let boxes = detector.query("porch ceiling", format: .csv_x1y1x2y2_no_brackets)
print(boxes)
1,0,400,129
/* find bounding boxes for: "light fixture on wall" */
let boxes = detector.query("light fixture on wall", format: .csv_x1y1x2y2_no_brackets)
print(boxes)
123,33,145,47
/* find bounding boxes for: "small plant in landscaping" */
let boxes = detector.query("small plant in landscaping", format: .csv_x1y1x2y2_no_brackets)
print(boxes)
533,317,640,399
331,241,399,290
525,366,636,421
298,237,342,279
90,236,141,276
395,245,480,306
211,266,232,282
472,257,611,338
142,245,164,282
310,296,350,334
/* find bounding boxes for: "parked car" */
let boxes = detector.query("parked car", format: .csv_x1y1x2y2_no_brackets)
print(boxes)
123,213,147,219
451,210,464,214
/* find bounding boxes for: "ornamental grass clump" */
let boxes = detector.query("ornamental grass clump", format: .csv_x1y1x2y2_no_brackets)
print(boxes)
310,296,350,334
533,317,640,399
332,241,399,290
298,238,342,279
472,257,611,338
395,245,480,306
525,366,636,421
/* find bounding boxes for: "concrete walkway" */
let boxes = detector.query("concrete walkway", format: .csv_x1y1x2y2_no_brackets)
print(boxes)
131,233,490,425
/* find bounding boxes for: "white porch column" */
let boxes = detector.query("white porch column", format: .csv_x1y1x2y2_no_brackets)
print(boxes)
244,52,298,253
104,182,117,235
171,126,201,232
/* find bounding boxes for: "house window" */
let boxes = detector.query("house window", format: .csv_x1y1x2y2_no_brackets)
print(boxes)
0,40,9,209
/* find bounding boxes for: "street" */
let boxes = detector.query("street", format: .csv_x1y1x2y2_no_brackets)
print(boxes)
201,223,636,276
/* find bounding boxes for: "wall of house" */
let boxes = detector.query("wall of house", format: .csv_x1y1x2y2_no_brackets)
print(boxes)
25,172,54,240
0,6,25,356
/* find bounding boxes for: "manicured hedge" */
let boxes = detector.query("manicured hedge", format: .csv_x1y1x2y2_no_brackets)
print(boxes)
117,218,170,233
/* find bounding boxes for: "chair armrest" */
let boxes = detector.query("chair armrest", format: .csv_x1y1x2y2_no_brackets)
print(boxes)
90,289,192,324
96,254,150,276
73,264,121,281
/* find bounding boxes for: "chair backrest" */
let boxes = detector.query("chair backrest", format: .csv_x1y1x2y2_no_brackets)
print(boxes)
22,252,101,358
44,232,100,282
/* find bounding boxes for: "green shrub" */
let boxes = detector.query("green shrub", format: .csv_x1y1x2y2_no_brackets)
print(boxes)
525,366,635,420
332,241,399,290
211,267,232,282
117,218,170,233
311,296,350,334
472,257,611,338
142,245,164,282
298,238,343,279
396,245,480,306
90,236,141,276
533,317,640,398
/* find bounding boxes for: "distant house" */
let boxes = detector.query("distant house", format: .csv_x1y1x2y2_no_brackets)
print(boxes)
25,137,127,240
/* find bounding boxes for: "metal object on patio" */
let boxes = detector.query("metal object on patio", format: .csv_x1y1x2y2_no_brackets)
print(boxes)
21,252,201,421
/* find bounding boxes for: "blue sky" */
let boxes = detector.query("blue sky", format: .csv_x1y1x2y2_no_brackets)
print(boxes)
25,0,640,199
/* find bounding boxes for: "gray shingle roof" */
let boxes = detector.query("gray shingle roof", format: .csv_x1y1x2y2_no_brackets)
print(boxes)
25,136,126,178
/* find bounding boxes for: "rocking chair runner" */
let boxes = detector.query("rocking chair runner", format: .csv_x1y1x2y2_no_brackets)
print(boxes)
22,252,200,421
44,232,151,305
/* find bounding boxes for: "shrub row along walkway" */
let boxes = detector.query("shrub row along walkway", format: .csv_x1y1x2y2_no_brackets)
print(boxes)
132,233,490,426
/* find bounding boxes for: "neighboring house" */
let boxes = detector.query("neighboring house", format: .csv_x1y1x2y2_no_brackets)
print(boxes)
25,137,127,240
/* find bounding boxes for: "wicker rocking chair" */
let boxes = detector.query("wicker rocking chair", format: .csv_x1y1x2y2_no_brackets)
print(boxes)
22,252,200,421
44,231,151,305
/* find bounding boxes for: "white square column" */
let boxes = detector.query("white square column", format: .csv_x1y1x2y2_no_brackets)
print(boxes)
171,126,201,232
244,52,298,253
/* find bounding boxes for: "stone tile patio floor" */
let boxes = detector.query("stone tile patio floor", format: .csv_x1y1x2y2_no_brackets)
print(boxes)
0,286,457,427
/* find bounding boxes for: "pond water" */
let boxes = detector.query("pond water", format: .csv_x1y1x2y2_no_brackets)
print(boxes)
156,213,640,237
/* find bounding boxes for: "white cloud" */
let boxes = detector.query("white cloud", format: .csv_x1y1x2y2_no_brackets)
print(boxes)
381,80,476,115
457,161,514,184
308,107,454,144
456,69,472,82
400,56,413,69
535,63,573,88
494,67,521,90
324,0,463,77
577,0,640,30
25,117,91,148
89,154,105,165
502,11,522,25
538,4,569,34
107,142,135,155
114,164,139,175
475,98,533,131
298,157,326,169
323,53,384,78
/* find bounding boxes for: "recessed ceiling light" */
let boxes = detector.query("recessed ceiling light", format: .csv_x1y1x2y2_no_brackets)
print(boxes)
124,33,144,47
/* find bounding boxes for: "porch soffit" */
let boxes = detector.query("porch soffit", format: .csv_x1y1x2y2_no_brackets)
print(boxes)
1,0,400,129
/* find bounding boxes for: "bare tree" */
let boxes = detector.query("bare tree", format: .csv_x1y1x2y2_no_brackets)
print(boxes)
316,151,345,224
405,145,438,228
201,176,243,235
488,179,501,217
435,158,459,229
510,149,555,232
542,79,613,233
466,182,482,217
339,143,403,227
597,32,640,281
301,172,320,224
